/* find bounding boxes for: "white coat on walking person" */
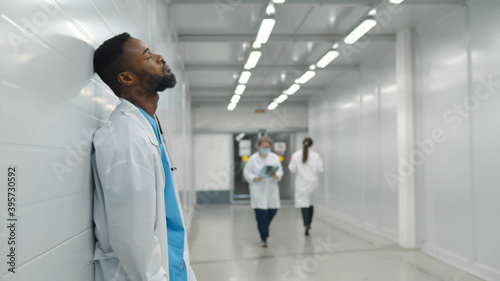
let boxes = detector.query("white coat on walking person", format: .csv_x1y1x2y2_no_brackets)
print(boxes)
289,149,324,207
243,136,283,247
289,137,323,236
243,151,284,209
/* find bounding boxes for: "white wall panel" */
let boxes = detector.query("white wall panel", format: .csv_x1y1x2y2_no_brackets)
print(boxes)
194,134,232,191
310,53,398,240
0,0,98,66
360,60,381,228
53,0,114,44
412,1,500,280
1,82,101,149
69,265,94,281
4,229,94,281
85,0,132,36
0,1,194,280
377,51,398,236
0,19,93,102
331,80,363,220
468,0,500,275
414,0,473,267
17,191,92,265
1,146,92,207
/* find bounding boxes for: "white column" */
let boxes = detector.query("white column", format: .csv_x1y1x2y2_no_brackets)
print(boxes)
396,28,417,249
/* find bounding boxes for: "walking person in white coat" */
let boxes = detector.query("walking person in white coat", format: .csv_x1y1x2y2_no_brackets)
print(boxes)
243,136,284,247
92,33,197,281
289,137,324,236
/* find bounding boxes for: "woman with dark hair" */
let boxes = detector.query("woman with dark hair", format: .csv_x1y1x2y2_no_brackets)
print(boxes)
243,136,284,247
289,137,324,236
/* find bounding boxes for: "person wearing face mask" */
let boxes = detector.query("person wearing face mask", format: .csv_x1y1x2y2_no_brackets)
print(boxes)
243,136,284,247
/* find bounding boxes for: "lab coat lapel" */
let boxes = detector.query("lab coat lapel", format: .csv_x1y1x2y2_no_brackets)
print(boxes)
117,98,159,147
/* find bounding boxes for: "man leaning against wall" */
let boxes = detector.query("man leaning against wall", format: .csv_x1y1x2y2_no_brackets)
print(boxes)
91,32,197,281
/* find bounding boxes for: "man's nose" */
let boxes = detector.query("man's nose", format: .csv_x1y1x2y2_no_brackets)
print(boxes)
154,54,164,64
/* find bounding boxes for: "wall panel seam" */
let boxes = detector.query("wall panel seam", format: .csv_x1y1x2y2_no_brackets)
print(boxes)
15,227,93,270
0,11,91,71
1,79,115,123
20,189,91,208
464,3,477,263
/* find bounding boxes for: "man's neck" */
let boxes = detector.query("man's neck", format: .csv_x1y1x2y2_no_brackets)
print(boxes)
125,92,159,118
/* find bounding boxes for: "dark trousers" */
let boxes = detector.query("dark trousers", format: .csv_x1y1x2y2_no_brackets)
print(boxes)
254,208,277,241
301,206,314,227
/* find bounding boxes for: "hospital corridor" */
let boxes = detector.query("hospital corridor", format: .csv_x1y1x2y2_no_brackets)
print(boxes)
0,0,499,281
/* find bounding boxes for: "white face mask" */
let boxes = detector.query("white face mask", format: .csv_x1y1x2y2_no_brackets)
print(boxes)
259,147,271,155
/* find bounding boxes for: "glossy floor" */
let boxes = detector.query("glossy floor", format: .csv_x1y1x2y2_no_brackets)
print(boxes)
188,205,484,281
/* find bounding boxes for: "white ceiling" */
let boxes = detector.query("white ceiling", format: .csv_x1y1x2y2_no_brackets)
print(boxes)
170,0,465,105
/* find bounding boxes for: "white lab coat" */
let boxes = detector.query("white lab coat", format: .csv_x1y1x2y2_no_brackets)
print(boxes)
289,149,324,208
243,152,284,209
92,98,197,281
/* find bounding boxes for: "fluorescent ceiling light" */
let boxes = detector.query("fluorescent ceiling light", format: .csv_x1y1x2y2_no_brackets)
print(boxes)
239,71,252,84
231,95,241,103
332,43,339,49
256,18,275,44
235,84,246,95
344,19,377,45
295,71,316,84
268,101,278,110
253,41,262,49
272,0,285,3
286,84,300,95
228,103,237,111
266,3,276,16
309,64,316,70
316,50,339,68
275,94,288,103
389,0,405,3
244,51,262,69
368,9,377,16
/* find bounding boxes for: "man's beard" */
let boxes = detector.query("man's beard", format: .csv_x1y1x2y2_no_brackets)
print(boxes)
142,71,177,92
153,72,177,92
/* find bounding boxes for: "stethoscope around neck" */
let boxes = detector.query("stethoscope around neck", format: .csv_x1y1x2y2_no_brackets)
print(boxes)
154,115,177,172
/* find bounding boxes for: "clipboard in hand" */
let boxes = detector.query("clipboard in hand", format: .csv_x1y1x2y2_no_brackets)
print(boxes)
259,165,279,178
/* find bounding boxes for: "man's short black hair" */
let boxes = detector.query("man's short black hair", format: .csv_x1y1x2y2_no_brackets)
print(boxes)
93,32,132,96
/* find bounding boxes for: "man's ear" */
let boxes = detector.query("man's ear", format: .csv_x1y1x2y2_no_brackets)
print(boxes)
117,72,134,86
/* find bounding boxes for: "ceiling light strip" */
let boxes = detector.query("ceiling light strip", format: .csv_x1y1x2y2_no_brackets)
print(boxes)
256,18,276,44
235,84,246,95
316,50,339,68
239,71,252,84
344,19,377,45
295,71,316,84
244,50,262,69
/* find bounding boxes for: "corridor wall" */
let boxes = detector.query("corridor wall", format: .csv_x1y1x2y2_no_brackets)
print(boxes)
0,1,193,280
413,1,500,280
310,1,500,280
309,47,399,240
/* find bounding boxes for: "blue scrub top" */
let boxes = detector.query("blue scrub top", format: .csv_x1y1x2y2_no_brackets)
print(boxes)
138,108,187,281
